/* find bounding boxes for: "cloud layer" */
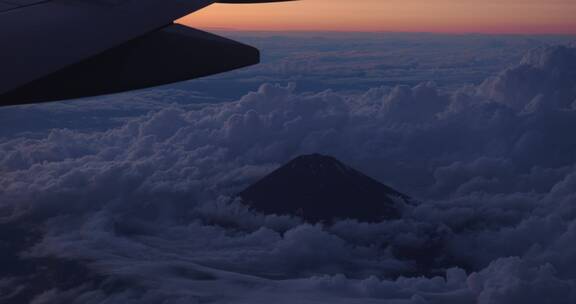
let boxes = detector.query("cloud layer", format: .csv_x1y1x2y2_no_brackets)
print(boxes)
0,38,576,303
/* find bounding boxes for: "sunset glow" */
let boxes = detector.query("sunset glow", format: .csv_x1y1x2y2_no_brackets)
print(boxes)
179,0,576,34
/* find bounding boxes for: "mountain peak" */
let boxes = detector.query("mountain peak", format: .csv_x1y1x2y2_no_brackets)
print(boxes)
238,154,409,223
286,153,353,174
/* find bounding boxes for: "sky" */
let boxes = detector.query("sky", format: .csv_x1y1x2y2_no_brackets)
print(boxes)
179,0,576,34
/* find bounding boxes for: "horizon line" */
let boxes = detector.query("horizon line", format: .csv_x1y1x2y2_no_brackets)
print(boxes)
183,26,576,36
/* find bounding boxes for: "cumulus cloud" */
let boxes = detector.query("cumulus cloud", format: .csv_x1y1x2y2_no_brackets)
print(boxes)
0,40,575,303
478,44,576,111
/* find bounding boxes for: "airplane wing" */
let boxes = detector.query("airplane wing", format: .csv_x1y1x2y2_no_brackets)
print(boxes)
0,0,293,106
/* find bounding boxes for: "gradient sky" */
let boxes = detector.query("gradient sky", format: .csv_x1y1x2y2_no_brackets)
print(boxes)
179,0,576,34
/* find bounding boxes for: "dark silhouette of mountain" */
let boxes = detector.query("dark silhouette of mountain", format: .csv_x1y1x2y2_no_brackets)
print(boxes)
238,154,410,223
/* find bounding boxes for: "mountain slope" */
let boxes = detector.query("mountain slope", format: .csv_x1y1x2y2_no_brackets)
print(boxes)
238,154,410,223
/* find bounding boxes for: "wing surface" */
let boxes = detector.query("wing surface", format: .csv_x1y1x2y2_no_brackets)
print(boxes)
0,0,214,96
1,24,259,105
0,0,295,106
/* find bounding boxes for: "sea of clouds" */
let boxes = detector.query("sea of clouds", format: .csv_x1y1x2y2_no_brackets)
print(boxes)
1,34,576,303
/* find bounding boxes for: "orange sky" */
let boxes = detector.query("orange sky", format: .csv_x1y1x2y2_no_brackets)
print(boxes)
179,0,576,34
